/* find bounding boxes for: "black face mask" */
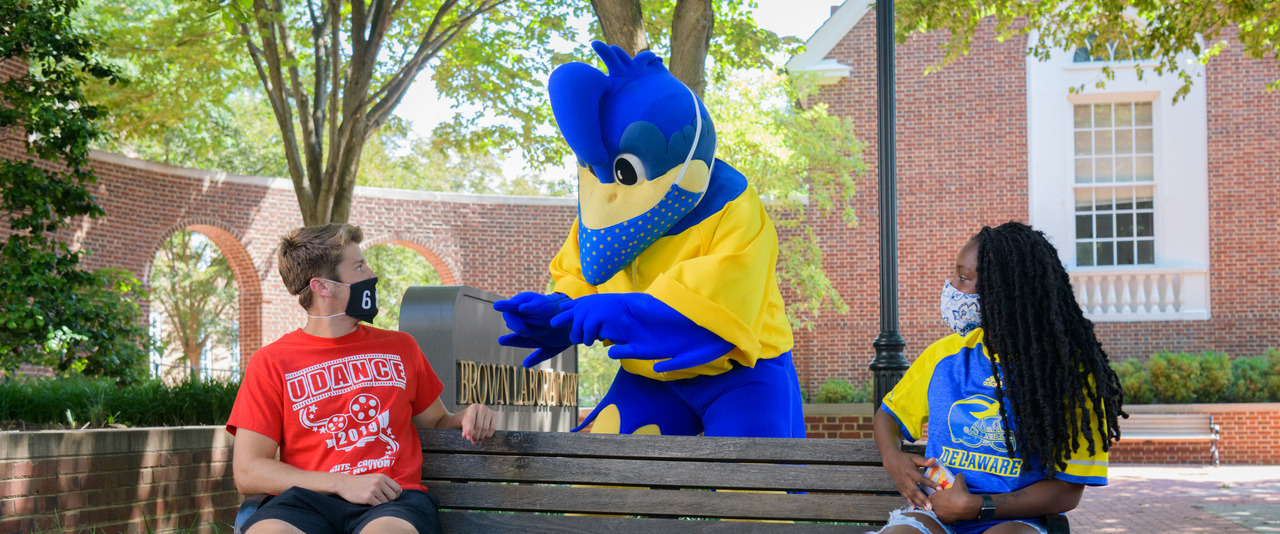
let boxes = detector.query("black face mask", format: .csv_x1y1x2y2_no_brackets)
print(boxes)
311,277,380,323
343,276,379,323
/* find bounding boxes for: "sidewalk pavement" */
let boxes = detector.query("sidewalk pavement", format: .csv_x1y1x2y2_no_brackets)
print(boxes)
1070,464,1280,533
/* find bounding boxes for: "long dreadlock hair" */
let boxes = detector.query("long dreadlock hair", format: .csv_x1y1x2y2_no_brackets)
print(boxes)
973,221,1127,474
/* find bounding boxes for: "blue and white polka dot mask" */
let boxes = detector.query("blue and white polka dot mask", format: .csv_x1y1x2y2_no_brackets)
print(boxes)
940,280,981,336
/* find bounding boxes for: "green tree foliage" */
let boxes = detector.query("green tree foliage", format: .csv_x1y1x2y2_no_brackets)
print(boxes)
149,230,239,372
76,0,282,172
574,343,618,407
364,244,443,332
895,0,1280,102
202,0,588,225
356,116,575,196
707,70,864,325
0,0,147,383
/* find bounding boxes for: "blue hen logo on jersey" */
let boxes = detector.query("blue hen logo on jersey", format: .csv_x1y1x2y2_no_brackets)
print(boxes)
548,41,717,285
948,394,1011,453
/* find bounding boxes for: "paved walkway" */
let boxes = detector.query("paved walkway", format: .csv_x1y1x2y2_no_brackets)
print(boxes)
1071,465,1280,533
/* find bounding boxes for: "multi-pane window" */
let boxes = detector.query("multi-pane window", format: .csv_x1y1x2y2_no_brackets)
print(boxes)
1072,35,1149,63
1073,101,1155,266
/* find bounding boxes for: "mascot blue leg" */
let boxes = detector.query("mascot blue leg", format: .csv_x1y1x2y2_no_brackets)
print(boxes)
577,352,804,438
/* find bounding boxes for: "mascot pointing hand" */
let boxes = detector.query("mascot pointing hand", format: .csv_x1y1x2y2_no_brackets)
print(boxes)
496,41,804,438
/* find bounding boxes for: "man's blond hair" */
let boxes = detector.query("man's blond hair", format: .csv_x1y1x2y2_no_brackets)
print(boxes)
277,223,364,310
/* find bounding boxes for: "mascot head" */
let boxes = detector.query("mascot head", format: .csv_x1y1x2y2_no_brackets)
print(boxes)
549,41,717,285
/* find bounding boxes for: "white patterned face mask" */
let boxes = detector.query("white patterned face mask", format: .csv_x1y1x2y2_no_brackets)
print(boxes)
940,280,981,336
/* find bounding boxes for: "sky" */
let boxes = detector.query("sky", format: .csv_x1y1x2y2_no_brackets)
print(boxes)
391,0,842,176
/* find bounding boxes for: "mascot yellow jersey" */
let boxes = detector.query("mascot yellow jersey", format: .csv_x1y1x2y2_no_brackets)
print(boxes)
549,179,792,381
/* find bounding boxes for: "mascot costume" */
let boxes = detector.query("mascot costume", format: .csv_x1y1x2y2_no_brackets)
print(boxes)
495,41,803,438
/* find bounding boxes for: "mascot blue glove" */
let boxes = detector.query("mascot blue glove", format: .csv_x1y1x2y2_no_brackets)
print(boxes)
494,292,572,367
498,41,804,439
550,293,735,373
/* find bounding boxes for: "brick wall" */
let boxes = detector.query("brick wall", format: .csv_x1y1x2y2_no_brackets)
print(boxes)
0,427,236,534
801,17,1280,392
0,405,1272,532
1109,403,1280,465
795,18,1032,390
806,403,1280,466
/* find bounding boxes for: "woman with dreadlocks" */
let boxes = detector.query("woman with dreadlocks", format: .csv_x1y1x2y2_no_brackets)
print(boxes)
871,221,1126,534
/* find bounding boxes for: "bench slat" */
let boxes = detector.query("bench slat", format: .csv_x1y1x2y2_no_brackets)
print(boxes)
421,453,898,492
439,511,877,533
430,481,902,522
420,428,911,464
1118,413,1217,440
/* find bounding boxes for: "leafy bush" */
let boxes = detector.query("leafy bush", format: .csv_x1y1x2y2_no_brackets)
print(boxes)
0,375,239,428
1113,350,1279,404
815,379,855,403
814,379,872,403
1113,358,1153,404
1229,354,1272,403
1267,349,1280,401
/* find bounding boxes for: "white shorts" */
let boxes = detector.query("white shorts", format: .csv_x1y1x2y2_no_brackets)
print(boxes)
868,508,1050,534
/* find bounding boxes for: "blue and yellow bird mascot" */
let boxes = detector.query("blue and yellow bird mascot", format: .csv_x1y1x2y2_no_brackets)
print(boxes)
495,41,804,438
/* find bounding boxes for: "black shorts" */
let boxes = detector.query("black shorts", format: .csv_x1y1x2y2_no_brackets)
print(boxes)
240,487,442,534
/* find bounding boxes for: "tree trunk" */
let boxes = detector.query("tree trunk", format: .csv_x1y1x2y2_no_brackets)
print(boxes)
669,0,714,97
183,339,202,376
590,0,648,56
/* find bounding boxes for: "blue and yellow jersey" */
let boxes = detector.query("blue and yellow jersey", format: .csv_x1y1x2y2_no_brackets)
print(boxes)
549,163,793,381
882,328,1109,502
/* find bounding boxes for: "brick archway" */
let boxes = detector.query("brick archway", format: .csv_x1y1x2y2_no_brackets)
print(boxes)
144,220,264,365
363,236,459,286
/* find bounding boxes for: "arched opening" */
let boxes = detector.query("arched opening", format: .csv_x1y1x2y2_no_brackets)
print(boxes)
362,241,451,332
146,223,261,381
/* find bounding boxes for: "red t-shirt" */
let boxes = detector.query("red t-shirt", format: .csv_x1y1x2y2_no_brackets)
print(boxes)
227,325,443,492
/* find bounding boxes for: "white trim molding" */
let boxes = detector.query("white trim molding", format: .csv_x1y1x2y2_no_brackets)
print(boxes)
1070,266,1210,321
785,0,872,84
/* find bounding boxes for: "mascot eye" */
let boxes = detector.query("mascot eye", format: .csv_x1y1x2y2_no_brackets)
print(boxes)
612,154,646,186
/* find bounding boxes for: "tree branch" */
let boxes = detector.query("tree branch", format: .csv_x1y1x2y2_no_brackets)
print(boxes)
272,0,323,202
239,8,313,222
308,0,330,178
366,0,506,130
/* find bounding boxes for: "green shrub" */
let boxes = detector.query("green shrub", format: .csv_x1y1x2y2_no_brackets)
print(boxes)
0,375,239,428
1266,348,1280,401
1112,358,1153,404
1196,352,1231,403
1229,355,1272,403
814,379,872,403
815,379,854,403
1146,352,1200,403
1113,350,1278,404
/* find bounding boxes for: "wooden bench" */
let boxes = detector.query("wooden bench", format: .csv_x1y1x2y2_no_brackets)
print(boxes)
419,428,1070,533
1119,412,1220,466
235,429,1071,533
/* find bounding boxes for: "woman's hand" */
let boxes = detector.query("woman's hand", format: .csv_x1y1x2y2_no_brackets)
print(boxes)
929,472,983,523
883,450,939,510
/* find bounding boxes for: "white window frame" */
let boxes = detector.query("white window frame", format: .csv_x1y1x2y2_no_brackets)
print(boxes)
1026,37,1210,322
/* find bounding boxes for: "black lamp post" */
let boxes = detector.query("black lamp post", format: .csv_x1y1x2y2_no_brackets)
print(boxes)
869,0,909,409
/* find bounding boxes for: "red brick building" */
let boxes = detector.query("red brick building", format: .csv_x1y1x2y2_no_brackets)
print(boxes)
787,1,1280,388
